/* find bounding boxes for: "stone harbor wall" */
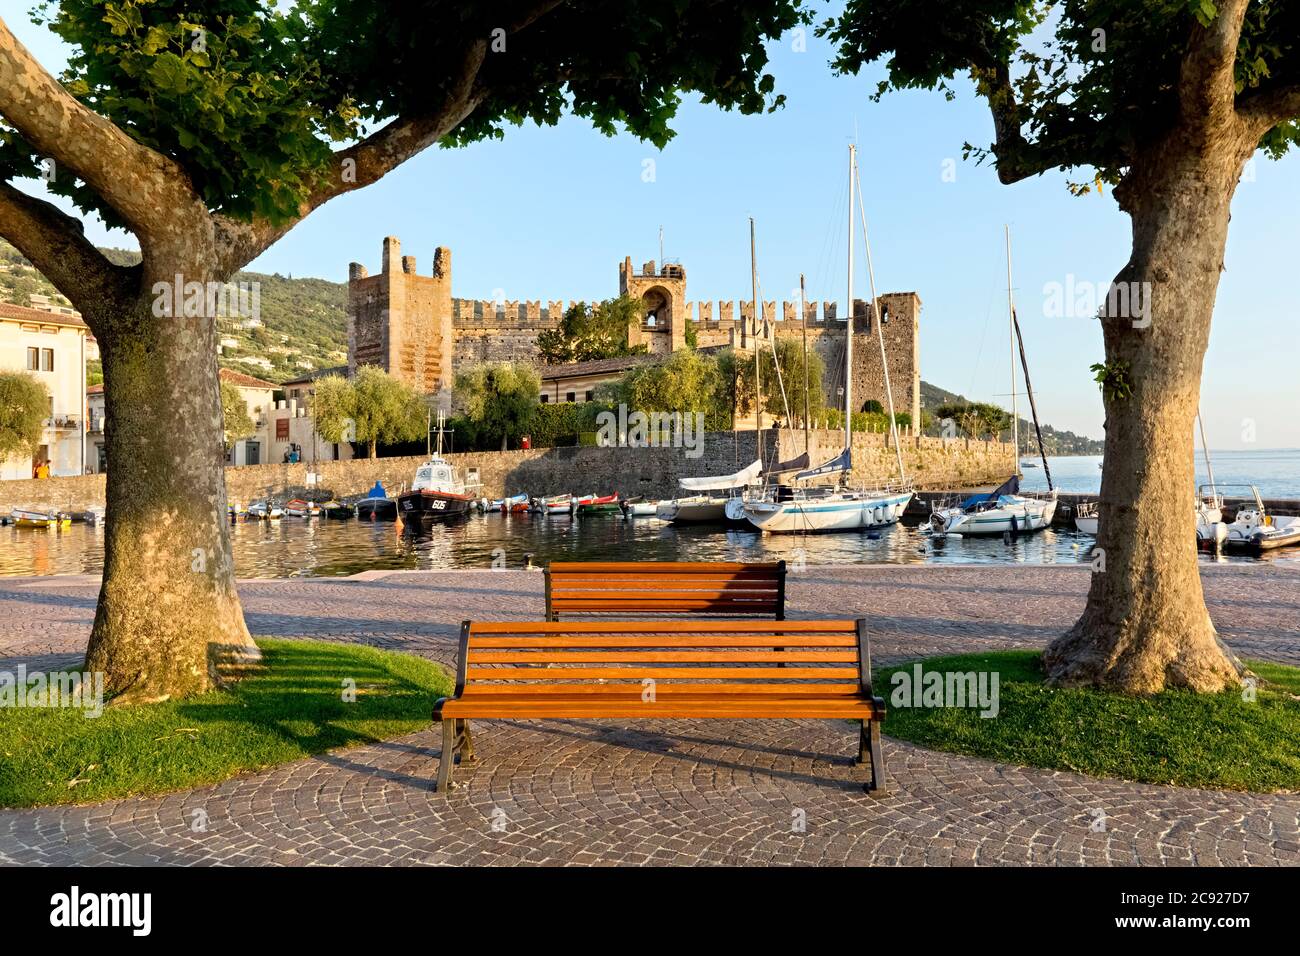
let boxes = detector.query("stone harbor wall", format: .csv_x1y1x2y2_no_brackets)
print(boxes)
0,430,1015,514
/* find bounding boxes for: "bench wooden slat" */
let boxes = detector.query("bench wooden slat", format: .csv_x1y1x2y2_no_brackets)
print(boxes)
468,620,842,634
545,560,786,620
471,635,857,648
465,666,861,680
440,697,879,719
466,650,859,663
457,682,867,695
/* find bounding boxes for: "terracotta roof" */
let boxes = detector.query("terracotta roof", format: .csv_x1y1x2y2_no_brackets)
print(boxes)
539,353,658,380
87,383,104,394
219,368,277,390
0,301,87,329
280,365,348,387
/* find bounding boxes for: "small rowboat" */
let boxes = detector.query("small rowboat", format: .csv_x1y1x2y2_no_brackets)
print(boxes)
11,509,70,529
543,494,573,515
486,493,529,513
620,496,659,519
284,498,320,518
576,493,621,515
247,501,284,520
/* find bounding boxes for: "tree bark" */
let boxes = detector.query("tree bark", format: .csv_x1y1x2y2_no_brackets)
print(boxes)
1043,132,1252,693
83,267,258,704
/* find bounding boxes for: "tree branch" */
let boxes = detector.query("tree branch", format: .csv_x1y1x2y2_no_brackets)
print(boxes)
1180,0,1251,129
1238,83,1300,138
214,39,490,273
0,17,207,252
0,181,135,329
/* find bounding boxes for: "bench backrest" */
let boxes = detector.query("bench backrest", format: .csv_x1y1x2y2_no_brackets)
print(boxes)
544,561,786,620
454,619,870,698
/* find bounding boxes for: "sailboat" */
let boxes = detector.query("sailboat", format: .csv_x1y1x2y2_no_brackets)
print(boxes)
658,460,762,523
742,144,914,534
930,226,1057,537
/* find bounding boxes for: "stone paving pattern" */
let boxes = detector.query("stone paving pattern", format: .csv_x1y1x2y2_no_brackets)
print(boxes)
1,564,1297,866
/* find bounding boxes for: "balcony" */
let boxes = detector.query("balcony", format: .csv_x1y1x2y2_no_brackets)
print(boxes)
44,415,81,431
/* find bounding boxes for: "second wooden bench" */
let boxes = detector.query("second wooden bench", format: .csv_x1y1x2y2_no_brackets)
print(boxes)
545,560,786,620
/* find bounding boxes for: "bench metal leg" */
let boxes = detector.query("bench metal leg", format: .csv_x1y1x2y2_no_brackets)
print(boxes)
435,719,457,792
857,720,870,765
458,718,478,766
863,719,889,796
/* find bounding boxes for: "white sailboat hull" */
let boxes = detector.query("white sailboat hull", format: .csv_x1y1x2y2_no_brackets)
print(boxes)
744,491,913,534
935,495,1057,536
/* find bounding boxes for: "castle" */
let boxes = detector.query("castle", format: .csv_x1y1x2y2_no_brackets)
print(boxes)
348,236,921,425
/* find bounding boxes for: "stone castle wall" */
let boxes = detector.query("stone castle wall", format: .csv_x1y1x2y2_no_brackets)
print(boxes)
348,239,922,423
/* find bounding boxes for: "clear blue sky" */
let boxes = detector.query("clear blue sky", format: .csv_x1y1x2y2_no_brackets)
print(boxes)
10,10,1298,449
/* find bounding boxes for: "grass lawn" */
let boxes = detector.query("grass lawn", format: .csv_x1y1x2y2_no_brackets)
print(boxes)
877,651,1300,793
0,639,452,809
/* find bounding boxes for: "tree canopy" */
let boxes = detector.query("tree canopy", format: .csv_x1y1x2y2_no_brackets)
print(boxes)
219,380,255,448
0,371,48,463
823,0,1300,194
609,348,733,431
536,296,649,365
728,338,825,426
454,361,541,451
310,366,426,458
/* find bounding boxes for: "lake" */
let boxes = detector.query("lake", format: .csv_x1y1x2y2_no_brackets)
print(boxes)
3,506,1293,578
1017,449,1300,498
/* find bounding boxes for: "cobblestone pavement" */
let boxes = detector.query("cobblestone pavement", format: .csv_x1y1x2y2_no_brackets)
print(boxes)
1,564,1297,866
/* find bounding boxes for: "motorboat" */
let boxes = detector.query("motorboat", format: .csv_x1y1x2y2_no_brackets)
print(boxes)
576,493,621,515
1198,485,1300,554
656,494,730,524
246,501,284,520
284,498,320,518
10,509,71,529
397,456,477,524
356,481,398,521
1073,500,1098,535
321,501,354,519
541,494,573,515
485,493,528,513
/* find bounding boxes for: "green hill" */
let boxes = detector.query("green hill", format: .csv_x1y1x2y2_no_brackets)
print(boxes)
920,380,1103,455
0,239,347,384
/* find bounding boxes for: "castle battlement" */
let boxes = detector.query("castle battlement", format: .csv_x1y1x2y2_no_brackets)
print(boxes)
347,238,921,423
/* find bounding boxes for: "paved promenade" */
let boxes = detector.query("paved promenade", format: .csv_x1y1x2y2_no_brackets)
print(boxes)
1,564,1298,866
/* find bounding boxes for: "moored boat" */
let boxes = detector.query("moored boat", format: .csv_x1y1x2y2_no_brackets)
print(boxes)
543,494,573,515
576,493,621,515
10,509,71,529
284,498,320,518
321,501,354,519
397,456,476,525
929,478,1057,537
246,501,284,520
1198,485,1300,554
356,481,398,521
620,496,659,518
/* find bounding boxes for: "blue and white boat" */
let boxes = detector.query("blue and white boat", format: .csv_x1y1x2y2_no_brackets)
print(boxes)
929,475,1057,537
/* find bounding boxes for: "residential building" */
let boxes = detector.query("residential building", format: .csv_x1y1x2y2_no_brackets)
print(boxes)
220,368,277,466
0,301,91,479
87,383,106,473
538,354,657,404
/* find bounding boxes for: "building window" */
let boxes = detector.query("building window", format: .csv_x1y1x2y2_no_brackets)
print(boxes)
540,393,549,403
585,390,594,402
26,347,38,370
565,391,576,403
40,348,54,372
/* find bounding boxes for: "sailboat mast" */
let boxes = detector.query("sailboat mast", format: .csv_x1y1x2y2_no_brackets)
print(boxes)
1005,225,1019,466
1011,308,1053,490
844,145,855,456
800,273,810,453
853,159,906,484
1197,410,1217,498
751,217,763,464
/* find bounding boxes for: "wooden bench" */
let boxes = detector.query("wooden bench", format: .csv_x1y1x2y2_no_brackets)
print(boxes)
431,618,887,794
544,561,786,620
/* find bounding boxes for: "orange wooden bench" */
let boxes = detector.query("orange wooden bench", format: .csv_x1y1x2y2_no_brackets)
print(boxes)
544,561,786,620
431,618,887,794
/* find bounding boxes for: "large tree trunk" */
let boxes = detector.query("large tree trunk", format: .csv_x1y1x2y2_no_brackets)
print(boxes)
84,264,259,704
1044,135,1250,694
